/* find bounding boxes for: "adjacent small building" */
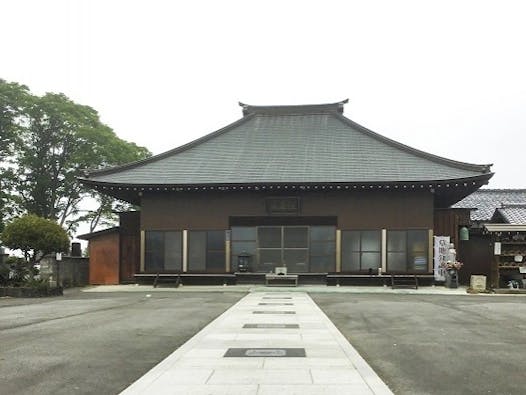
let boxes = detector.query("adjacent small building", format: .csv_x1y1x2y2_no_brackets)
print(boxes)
80,100,493,284
454,189,526,288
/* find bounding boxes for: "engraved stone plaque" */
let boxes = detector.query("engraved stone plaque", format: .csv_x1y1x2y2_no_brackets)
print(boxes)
247,349,286,357
262,297,292,299
258,302,294,305
252,311,296,314
243,323,299,329
224,348,306,357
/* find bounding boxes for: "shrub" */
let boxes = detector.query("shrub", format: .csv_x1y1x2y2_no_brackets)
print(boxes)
1,215,69,264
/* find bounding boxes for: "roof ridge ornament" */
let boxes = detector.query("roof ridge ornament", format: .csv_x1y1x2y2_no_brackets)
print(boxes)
238,99,349,116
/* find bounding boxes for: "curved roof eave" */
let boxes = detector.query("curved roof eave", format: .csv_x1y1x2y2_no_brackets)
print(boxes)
83,113,256,178
79,173,494,189
333,113,492,173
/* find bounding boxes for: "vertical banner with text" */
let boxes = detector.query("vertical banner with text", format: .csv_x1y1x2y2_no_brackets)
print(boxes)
433,236,450,281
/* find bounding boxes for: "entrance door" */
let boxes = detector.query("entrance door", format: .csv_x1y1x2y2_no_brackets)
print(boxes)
258,226,309,272
230,224,336,273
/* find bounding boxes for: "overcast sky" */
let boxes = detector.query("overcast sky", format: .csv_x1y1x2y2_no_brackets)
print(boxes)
2,0,525,189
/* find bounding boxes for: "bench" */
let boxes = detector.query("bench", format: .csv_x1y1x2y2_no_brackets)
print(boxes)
134,273,236,287
390,274,418,289
265,274,298,287
327,274,389,286
327,273,436,287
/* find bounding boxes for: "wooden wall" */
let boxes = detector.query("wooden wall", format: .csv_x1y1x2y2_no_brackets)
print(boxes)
141,190,435,230
434,208,494,285
458,235,493,285
88,232,120,285
119,212,140,283
433,208,471,247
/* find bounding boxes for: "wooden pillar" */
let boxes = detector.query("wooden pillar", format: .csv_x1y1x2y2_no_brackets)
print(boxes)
182,230,188,272
335,229,341,272
140,230,145,272
381,229,387,273
428,229,434,273
225,230,231,272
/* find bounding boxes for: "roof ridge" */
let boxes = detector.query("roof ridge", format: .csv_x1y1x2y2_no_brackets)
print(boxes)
239,99,348,116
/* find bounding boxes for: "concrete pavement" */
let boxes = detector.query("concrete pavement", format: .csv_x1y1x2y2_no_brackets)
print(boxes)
119,292,393,395
84,284,469,295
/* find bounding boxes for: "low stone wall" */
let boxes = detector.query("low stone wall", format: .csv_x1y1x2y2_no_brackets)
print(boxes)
39,256,89,287
0,287,63,297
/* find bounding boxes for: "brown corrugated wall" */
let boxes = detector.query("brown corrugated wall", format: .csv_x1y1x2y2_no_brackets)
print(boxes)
88,232,120,285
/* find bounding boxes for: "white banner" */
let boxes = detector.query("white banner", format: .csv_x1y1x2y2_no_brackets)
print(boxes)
433,236,450,281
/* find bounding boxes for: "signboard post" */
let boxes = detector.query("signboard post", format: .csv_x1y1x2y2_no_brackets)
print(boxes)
434,236,450,282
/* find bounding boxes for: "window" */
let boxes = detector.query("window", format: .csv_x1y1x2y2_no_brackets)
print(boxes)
387,231,406,272
207,231,226,272
188,231,206,271
232,225,336,273
188,230,226,272
144,231,182,272
231,227,257,271
283,227,309,272
309,226,336,272
387,230,428,272
257,226,309,272
341,230,381,272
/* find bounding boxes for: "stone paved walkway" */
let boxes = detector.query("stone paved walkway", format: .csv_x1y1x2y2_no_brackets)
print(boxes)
119,292,393,394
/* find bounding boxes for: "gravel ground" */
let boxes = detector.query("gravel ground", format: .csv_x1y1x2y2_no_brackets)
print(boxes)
0,289,244,395
2,289,525,395
312,293,526,395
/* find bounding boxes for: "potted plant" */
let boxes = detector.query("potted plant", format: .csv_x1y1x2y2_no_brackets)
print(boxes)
442,260,463,288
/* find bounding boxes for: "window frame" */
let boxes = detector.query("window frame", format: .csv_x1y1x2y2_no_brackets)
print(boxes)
341,229,382,273
144,230,183,273
386,229,429,273
186,230,227,273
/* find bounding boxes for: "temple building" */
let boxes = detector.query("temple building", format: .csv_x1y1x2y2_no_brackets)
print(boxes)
79,100,493,284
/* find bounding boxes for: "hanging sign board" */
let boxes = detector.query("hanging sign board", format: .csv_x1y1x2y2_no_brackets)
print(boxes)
494,242,501,255
433,236,450,281
265,197,300,215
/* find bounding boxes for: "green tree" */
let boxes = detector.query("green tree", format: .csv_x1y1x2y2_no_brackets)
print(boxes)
0,80,31,232
0,80,150,233
0,79,30,161
1,214,69,264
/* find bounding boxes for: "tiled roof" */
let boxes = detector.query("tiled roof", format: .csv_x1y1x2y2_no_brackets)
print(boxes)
82,101,492,186
453,189,526,223
495,205,526,225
